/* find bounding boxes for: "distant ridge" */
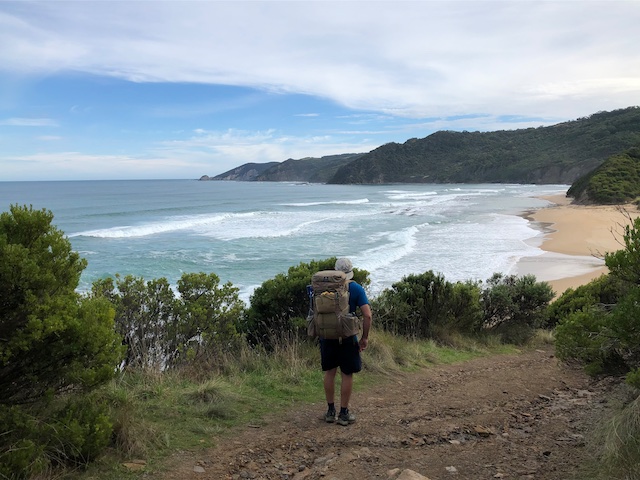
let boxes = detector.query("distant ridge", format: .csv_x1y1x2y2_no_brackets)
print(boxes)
200,162,279,181
202,153,364,183
201,106,640,185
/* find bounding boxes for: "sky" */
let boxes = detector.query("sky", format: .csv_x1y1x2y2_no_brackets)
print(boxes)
1,1,639,181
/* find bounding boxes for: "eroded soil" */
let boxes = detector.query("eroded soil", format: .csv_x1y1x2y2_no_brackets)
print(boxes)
155,347,621,480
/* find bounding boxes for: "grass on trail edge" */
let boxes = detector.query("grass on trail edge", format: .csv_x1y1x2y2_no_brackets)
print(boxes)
76,331,532,479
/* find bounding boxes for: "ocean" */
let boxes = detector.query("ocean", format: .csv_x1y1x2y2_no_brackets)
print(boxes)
0,180,569,302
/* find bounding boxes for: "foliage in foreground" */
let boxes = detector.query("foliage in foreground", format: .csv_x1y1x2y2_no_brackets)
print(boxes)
0,205,123,478
579,391,640,480
554,216,640,388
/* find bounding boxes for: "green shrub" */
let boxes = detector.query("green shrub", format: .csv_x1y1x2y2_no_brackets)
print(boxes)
0,205,123,405
0,395,112,478
91,272,245,369
0,406,46,479
175,272,245,366
243,258,370,347
555,214,640,380
372,271,482,339
480,273,554,344
91,275,177,369
606,215,640,284
554,307,624,375
546,273,628,328
48,395,113,464
0,205,123,476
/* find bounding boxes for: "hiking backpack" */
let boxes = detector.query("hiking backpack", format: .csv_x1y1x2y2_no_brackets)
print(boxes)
307,270,361,339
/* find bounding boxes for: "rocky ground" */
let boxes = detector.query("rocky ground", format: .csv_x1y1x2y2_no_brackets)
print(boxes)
154,347,623,480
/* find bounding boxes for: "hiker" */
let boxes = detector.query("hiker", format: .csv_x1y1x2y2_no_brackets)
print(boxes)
321,257,372,426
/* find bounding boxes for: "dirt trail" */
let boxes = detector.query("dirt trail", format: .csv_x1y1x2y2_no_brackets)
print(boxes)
157,347,617,480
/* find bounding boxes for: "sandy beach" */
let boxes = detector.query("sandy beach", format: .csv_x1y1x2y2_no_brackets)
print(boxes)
514,194,639,297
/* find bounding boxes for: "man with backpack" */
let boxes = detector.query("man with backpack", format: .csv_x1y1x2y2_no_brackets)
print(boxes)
317,257,372,426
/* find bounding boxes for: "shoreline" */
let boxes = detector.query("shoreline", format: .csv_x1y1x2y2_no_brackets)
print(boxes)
513,193,639,297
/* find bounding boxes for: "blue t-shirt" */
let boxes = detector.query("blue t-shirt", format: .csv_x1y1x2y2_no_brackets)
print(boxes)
348,281,369,314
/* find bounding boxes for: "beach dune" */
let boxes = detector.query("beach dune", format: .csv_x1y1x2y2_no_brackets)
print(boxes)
515,194,639,297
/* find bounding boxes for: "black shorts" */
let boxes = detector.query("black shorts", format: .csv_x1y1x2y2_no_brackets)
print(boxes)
319,335,362,375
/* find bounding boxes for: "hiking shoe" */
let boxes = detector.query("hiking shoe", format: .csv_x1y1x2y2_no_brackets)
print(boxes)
324,409,337,423
337,411,356,426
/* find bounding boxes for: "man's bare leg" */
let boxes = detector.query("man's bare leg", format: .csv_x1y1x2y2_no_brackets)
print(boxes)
340,372,353,409
324,368,337,404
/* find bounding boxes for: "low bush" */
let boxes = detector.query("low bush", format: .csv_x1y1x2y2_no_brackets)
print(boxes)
372,271,483,340
546,273,628,328
90,272,245,370
373,271,553,345
481,273,554,344
0,395,112,479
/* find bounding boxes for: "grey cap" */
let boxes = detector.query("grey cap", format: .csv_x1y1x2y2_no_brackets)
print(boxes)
335,257,354,280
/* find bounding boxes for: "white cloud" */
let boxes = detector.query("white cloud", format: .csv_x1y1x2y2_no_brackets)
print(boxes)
158,128,378,173
1,128,382,181
1,1,638,119
1,151,197,181
1,117,58,127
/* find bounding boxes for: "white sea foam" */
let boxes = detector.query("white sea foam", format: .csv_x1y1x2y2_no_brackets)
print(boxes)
384,191,438,200
359,213,545,296
71,213,233,238
281,198,370,207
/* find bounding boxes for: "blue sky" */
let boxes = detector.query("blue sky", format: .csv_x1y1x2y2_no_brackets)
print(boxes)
1,1,639,181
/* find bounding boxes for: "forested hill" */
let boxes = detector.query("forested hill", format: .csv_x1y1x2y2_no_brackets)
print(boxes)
567,147,640,204
202,106,640,185
329,107,640,184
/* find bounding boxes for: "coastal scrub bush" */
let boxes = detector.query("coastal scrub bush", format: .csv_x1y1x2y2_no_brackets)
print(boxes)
555,285,640,377
480,273,554,344
0,205,123,476
555,215,640,384
1,393,113,477
91,272,245,370
91,275,177,369
605,215,640,284
372,271,483,340
174,272,245,366
243,258,370,347
546,273,628,328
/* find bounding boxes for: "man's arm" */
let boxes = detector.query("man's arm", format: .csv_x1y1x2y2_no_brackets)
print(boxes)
359,304,372,351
